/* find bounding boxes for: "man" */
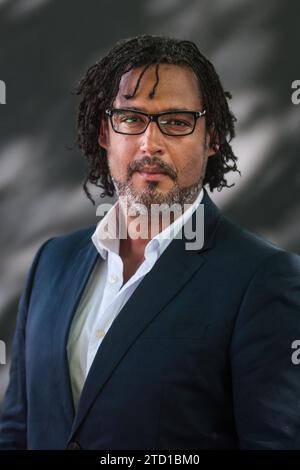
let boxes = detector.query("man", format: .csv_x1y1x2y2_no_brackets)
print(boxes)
0,34,300,450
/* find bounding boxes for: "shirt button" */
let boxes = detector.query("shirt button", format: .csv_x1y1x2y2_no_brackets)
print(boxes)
109,274,118,284
96,328,105,338
67,441,81,450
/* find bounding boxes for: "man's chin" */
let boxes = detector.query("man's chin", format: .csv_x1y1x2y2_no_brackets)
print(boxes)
113,177,203,211
120,191,169,210
131,175,173,194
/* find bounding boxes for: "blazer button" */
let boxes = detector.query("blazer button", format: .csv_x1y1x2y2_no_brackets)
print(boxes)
67,441,81,450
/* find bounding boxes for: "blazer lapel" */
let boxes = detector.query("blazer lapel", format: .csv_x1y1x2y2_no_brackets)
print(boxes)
53,232,99,428
69,190,221,438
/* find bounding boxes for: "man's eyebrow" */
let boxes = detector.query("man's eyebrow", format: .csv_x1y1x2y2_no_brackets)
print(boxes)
119,104,196,112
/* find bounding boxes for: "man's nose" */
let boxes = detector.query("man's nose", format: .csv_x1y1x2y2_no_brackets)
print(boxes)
139,121,165,155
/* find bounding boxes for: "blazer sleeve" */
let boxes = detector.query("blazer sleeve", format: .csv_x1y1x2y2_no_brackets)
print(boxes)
230,249,300,449
0,238,54,449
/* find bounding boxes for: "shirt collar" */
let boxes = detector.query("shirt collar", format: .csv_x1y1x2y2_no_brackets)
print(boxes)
146,188,204,258
91,200,121,260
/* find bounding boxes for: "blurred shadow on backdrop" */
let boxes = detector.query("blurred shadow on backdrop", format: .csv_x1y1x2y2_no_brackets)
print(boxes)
0,0,299,400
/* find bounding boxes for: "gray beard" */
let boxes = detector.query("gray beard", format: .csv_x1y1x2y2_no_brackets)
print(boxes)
111,175,204,215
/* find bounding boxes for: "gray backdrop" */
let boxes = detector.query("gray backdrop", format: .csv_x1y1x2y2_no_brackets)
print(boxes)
0,0,299,402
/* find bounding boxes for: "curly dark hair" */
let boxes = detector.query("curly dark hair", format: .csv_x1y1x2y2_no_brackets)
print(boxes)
75,34,239,205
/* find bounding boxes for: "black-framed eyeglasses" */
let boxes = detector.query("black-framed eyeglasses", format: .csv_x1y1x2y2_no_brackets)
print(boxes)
105,107,206,136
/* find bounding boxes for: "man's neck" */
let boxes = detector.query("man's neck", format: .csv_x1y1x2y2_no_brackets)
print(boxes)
119,211,170,261
118,193,199,260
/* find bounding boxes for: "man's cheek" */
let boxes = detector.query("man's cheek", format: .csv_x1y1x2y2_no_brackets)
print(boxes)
181,161,201,182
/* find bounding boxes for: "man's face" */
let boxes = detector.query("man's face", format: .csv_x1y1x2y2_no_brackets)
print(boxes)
98,63,215,210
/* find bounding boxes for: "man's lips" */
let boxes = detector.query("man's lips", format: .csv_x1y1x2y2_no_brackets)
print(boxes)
137,169,168,180
136,167,169,180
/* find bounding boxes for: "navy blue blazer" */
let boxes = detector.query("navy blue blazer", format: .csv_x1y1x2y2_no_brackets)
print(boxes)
1,189,300,450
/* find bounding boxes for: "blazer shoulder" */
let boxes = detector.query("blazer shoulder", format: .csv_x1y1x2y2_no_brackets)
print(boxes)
50,224,97,245
214,213,300,271
38,224,97,263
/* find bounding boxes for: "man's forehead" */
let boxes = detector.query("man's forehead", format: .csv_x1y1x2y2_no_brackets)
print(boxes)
114,63,202,107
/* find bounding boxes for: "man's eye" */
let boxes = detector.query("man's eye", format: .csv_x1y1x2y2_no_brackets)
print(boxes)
161,119,189,127
126,118,139,123
120,115,141,123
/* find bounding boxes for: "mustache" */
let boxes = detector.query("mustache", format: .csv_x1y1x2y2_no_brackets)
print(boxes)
127,156,177,180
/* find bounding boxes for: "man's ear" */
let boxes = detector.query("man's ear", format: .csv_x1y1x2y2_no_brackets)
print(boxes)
98,114,109,150
206,125,219,157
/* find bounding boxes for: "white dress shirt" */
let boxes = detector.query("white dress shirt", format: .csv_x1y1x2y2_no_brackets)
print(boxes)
67,189,204,409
